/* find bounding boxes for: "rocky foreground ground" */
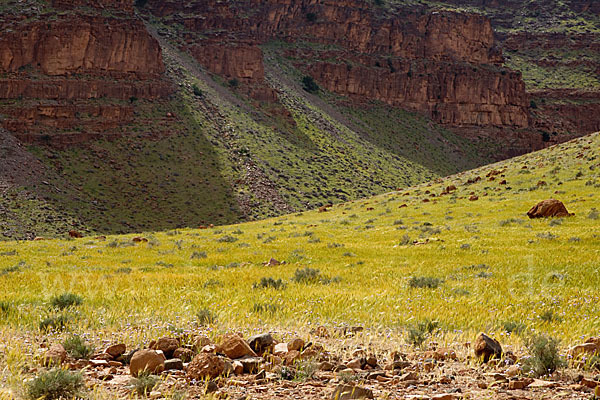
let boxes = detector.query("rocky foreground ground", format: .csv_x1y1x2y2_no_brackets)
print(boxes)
32,328,600,400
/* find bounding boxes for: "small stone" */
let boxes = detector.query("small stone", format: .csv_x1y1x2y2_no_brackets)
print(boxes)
399,372,418,381
506,365,521,377
284,350,301,366
221,334,257,359
233,360,244,375
129,350,165,377
151,337,179,359
239,357,263,374
346,358,364,370
173,347,195,362
247,334,274,355
193,335,211,351
273,342,288,355
331,384,374,400
474,333,502,363
187,354,225,380
432,394,460,400
164,358,184,371
319,361,334,371
508,380,530,390
366,356,377,367
287,338,305,352
105,344,126,358
43,344,67,366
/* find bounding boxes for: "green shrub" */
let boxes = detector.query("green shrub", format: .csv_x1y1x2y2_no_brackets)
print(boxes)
408,276,442,289
216,235,237,243
253,277,287,290
252,302,280,315
501,320,526,335
228,78,239,88
301,76,319,94
192,84,203,97
407,319,439,347
130,372,158,396
50,293,83,310
62,335,94,360
292,267,341,285
305,12,317,22
39,314,70,332
26,369,84,400
196,308,217,325
0,301,11,315
523,334,565,377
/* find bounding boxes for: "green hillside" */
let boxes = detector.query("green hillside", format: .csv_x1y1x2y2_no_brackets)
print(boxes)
1,132,598,344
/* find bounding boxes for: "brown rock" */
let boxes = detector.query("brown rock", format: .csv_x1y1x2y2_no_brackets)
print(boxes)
508,380,530,390
247,333,274,355
164,358,184,371
273,342,288,356
151,337,179,359
527,199,573,219
221,334,257,359
469,195,479,201
232,360,244,375
239,356,264,374
173,347,195,363
331,384,374,400
193,335,211,351
43,344,67,366
287,338,305,352
346,358,365,370
129,349,165,377
284,350,301,366
187,353,225,380
68,230,83,238
105,343,126,358
474,333,502,363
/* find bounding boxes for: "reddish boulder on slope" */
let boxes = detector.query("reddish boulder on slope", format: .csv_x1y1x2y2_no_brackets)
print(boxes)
527,199,573,219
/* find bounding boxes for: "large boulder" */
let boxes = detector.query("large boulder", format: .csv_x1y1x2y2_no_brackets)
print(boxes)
474,333,502,363
527,199,572,219
187,353,225,380
129,349,166,377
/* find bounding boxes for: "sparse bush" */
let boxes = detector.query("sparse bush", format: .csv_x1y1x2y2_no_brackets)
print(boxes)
252,302,279,315
192,84,203,97
301,76,319,93
116,267,132,274
305,12,317,22
51,294,80,311
407,319,439,347
0,301,11,315
40,314,70,332
522,334,564,377
539,310,562,323
228,78,239,88
196,308,217,325
501,320,526,335
191,251,207,259
217,235,238,243
130,372,158,396
408,276,442,289
588,208,599,220
62,335,94,360
399,234,411,245
253,277,287,290
292,267,322,284
26,369,84,400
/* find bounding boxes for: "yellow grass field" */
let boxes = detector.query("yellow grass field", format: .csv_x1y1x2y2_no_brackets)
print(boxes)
0,133,599,367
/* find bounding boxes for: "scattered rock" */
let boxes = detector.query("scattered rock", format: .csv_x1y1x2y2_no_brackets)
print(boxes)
264,258,284,266
273,342,288,355
287,338,305,352
474,333,502,363
43,344,67,366
68,230,83,238
247,333,274,355
151,337,179,359
173,347,195,363
239,356,264,373
469,195,479,201
527,199,573,219
187,353,225,380
221,334,257,359
331,384,374,400
105,343,126,358
129,349,166,377
164,358,184,371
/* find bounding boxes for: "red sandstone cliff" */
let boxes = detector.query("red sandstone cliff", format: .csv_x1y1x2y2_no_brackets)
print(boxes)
145,0,530,129
0,0,171,144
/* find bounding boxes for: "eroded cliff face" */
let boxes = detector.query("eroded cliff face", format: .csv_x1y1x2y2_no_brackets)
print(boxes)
145,0,530,130
0,0,171,145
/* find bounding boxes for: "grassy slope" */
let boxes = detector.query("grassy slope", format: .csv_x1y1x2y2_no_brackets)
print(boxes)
17,30,492,237
0,133,598,345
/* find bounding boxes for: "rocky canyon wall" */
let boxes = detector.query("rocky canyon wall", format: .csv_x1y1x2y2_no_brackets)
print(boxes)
0,0,171,145
145,0,530,130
